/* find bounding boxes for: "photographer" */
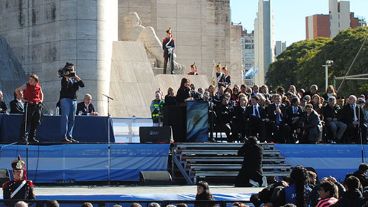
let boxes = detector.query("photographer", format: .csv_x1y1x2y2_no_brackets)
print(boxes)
59,62,84,143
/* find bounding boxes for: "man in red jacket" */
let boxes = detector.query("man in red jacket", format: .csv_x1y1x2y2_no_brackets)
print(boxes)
16,74,44,144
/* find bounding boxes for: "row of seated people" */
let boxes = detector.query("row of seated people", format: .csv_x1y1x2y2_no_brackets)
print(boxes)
0,90,97,116
211,92,367,144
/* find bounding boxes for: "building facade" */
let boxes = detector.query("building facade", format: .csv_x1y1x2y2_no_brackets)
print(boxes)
254,0,274,85
274,41,286,57
306,14,330,40
329,0,351,38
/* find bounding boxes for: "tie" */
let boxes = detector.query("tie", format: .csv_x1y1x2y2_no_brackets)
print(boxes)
255,106,260,118
353,105,358,121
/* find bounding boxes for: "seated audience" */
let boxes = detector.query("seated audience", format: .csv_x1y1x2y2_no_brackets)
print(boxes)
195,181,214,207
334,176,364,206
0,90,7,113
340,95,367,143
9,91,24,114
322,96,347,143
353,163,368,188
315,181,338,207
76,94,98,116
266,94,289,143
246,96,266,142
301,104,322,143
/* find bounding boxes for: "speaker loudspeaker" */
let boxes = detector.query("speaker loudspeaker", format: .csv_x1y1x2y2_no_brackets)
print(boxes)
139,171,172,185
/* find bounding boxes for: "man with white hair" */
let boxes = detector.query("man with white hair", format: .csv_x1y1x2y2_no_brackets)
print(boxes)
340,95,367,143
0,90,8,113
76,93,98,116
14,201,28,207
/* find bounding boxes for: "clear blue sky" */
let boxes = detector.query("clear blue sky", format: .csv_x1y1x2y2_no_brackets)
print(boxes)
231,0,368,45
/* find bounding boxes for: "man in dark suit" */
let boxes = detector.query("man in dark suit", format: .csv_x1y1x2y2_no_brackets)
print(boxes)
322,96,347,143
214,94,233,142
9,91,24,114
76,94,98,116
266,94,289,143
339,95,367,143
285,97,303,143
232,96,248,142
246,96,267,142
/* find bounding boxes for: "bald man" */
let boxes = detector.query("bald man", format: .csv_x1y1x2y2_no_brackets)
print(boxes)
340,95,367,143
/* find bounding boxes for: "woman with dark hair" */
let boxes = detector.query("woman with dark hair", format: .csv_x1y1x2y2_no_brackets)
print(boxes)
165,87,176,106
277,166,312,207
176,78,190,104
195,181,214,207
316,181,338,207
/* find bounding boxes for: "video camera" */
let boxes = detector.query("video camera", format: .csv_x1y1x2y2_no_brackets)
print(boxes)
58,62,76,78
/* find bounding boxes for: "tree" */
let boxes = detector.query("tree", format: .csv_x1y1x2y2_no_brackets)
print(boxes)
266,27,368,97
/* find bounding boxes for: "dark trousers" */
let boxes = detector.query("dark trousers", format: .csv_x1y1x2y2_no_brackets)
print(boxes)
19,103,42,141
163,53,174,74
232,121,247,142
248,118,266,142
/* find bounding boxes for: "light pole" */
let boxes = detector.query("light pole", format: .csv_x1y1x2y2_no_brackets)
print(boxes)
322,60,334,91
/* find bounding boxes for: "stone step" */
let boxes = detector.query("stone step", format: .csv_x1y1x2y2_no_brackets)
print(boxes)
153,67,164,75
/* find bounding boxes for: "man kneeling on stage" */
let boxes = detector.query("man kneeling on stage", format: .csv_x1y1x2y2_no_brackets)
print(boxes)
2,156,36,206
16,74,44,144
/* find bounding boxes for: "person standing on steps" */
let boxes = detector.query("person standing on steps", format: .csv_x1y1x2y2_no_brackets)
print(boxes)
162,27,175,74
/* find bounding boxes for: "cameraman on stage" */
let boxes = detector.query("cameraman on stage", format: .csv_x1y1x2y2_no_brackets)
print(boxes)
59,62,84,143
16,74,43,144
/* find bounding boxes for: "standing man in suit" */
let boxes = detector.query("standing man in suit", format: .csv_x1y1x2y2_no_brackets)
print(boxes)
246,96,267,142
162,27,175,74
340,95,367,143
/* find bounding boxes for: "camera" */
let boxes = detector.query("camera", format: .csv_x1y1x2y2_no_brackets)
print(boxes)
58,62,75,77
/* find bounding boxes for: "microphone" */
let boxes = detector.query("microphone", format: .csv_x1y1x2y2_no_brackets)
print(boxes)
102,94,114,100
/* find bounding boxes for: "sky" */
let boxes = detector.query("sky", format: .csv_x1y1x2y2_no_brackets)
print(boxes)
231,0,368,46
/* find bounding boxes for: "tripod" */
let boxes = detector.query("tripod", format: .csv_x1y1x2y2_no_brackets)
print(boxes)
102,94,114,184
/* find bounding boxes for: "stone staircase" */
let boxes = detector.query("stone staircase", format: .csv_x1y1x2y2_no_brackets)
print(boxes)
173,143,291,185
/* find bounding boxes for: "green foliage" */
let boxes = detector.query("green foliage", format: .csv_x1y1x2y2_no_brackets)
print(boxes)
266,27,368,96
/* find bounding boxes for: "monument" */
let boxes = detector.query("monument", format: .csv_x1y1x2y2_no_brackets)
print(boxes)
0,0,236,117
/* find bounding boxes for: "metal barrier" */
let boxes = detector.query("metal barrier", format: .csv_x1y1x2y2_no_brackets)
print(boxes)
0,199,253,207
112,117,152,143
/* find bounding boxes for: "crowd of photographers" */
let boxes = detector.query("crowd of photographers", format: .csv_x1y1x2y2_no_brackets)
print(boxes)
150,78,368,144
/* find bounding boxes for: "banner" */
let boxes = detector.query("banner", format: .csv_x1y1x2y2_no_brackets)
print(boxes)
186,101,208,142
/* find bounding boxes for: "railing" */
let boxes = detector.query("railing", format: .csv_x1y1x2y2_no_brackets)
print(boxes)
112,117,152,143
0,199,253,207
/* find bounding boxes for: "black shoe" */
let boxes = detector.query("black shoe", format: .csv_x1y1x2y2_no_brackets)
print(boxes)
29,137,39,144
61,137,73,143
18,138,29,145
69,138,79,143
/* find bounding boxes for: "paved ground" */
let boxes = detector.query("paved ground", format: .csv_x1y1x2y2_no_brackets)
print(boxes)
33,185,262,195
0,185,263,202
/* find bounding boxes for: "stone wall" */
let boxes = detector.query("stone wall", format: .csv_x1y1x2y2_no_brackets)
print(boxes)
0,0,118,114
118,0,231,80
230,24,243,85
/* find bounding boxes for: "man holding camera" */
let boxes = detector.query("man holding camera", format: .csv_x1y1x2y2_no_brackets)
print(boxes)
16,74,43,144
59,62,84,143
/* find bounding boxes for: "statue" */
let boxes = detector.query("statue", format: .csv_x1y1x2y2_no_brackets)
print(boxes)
120,12,184,73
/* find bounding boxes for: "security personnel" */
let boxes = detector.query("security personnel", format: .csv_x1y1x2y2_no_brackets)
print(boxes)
16,74,44,144
2,156,35,206
150,91,165,126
